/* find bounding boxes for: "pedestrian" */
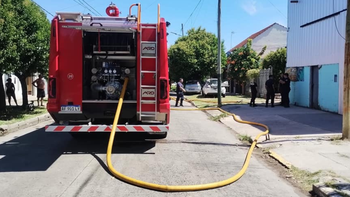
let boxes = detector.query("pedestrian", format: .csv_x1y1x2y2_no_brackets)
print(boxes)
265,75,275,108
5,78,18,106
32,74,45,106
279,73,285,105
280,73,291,108
175,78,186,107
249,81,258,107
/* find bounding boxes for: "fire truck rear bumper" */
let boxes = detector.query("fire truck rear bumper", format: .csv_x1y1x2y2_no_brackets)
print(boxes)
45,125,169,133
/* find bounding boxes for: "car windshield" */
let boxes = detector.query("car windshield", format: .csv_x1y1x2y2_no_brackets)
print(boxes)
210,80,218,85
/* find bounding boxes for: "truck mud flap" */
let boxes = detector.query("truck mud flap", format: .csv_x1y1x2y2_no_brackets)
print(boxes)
45,125,169,132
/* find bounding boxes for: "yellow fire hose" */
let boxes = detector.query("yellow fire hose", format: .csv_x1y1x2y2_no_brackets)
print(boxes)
106,77,270,192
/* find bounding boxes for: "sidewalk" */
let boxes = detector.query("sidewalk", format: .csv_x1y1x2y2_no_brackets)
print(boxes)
207,103,349,196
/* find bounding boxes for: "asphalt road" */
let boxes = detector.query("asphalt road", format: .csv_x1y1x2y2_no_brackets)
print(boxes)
0,101,305,197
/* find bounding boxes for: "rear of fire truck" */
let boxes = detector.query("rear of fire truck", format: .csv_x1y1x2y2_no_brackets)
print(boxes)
45,3,170,139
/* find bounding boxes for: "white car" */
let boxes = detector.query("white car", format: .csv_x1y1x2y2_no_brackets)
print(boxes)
202,78,226,97
184,80,201,94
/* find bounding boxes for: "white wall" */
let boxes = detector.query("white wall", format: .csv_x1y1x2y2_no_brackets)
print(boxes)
252,23,287,58
287,0,347,114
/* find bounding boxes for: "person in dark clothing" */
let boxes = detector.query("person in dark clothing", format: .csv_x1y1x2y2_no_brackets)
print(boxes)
249,81,258,107
5,78,18,106
175,78,186,107
265,75,275,107
280,73,291,108
279,73,285,105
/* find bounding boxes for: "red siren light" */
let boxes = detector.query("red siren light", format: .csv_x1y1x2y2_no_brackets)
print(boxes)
106,2,120,17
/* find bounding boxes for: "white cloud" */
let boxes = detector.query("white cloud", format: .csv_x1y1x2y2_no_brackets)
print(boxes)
242,0,257,16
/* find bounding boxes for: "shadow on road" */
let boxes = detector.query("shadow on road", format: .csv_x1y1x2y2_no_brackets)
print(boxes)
221,104,342,137
0,127,157,173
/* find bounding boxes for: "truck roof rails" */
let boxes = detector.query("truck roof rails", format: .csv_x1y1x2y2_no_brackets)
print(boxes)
56,12,82,22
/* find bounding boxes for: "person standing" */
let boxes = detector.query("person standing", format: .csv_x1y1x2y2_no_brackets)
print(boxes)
279,73,285,106
32,74,45,106
175,78,186,107
280,73,291,108
249,81,258,107
265,75,275,108
5,78,18,106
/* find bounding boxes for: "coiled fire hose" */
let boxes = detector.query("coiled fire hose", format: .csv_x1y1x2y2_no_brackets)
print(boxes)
106,77,270,192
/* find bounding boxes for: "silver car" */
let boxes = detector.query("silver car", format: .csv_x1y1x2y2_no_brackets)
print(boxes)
202,78,226,97
184,80,202,94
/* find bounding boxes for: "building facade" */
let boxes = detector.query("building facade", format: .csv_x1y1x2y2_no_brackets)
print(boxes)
287,0,346,114
226,23,287,94
228,23,287,58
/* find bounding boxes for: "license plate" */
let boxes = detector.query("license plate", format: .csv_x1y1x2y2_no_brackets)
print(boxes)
189,88,194,90
61,105,81,112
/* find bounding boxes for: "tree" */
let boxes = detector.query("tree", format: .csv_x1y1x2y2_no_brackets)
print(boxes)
12,0,50,108
261,47,287,92
168,27,227,83
227,39,266,94
0,0,19,110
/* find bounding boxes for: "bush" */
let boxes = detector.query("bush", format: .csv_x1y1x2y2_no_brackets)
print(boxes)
246,69,260,80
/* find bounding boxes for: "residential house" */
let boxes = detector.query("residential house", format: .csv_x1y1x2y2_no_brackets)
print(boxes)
226,23,287,94
286,0,346,114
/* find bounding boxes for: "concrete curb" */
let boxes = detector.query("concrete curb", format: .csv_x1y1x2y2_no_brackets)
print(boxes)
268,150,292,169
0,113,51,136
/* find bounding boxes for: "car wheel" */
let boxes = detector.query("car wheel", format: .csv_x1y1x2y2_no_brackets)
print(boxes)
222,94,226,98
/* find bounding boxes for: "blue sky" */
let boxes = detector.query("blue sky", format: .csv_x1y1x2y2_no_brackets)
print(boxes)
34,0,287,52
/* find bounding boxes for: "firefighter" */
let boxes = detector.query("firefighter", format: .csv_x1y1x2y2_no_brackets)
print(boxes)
280,73,291,108
175,78,186,107
249,81,258,107
265,75,275,108
279,73,285,105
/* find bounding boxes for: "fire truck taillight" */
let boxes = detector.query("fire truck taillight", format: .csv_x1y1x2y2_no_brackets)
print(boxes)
160,78,168,100
48,78,57,99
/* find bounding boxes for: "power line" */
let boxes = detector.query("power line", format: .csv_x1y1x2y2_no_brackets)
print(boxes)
32,1,54,17
333,0,346,40
267,0,287,19
81,0,102,16
74,0,98,15
184,0,202,26
192,0,204,26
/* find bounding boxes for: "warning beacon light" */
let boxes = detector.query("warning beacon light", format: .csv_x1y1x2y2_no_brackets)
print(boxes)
106,2,120,17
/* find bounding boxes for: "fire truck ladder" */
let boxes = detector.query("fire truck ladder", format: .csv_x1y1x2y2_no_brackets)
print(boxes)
139,24,158,121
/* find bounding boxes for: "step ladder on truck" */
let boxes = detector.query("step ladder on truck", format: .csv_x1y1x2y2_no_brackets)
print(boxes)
45,3,171,139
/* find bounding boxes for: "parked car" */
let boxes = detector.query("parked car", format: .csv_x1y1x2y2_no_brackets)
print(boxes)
202,78,226,97
184,80,202,94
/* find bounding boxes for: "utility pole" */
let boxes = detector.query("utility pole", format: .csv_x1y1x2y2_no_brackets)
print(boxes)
343,0,350,139
181,23,184,36
217,0,222,107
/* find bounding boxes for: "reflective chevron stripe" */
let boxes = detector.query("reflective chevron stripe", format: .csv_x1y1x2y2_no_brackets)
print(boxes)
45,125,169,132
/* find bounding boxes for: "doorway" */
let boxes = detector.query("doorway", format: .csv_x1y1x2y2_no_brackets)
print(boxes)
310,66,319,109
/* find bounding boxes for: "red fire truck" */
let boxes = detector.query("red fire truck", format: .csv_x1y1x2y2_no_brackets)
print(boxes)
45,3,170,139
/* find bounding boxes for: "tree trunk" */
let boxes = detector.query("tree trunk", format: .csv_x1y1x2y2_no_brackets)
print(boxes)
19,76,28,109
0,73,6,111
